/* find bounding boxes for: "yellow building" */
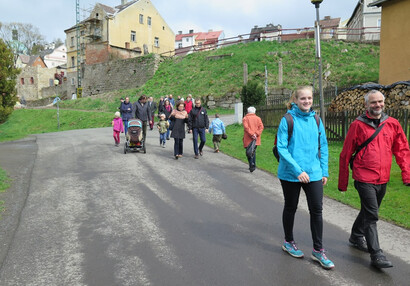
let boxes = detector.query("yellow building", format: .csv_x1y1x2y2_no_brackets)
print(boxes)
64,0,175,87
369,0,410,84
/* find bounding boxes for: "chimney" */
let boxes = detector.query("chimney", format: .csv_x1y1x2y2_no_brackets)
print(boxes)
208,29,213,32
121,0,127,5
189,29,194,34
324,16,331,20
178,31,182,35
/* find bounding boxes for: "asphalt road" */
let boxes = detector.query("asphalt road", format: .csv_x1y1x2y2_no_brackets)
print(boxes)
0,125,409,286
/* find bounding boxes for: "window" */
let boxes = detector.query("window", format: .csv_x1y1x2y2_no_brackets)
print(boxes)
131,31,136,42
178,43,182,49
71,56,75,67
186,38,189,42
30,77,34,84
154,37,159,48
70,37,74,47
20,78,25,85
81,30,84,36
147,17,151,26
71,78,75,85
377,19,381,27
139,14,144,24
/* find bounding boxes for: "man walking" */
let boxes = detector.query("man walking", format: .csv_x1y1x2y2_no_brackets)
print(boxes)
338,90,410,269
133,95,152,141
188,99,209,159
148,96,157,130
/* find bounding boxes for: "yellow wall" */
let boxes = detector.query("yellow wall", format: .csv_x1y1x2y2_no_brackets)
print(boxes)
108,0,175,55
378,0,410,84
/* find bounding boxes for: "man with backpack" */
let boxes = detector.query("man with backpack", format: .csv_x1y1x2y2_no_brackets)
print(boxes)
339,90,410,269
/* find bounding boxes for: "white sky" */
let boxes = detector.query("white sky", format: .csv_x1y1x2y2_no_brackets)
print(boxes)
0,0,359,43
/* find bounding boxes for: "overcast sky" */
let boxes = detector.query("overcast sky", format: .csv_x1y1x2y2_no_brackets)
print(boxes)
0,0,359,43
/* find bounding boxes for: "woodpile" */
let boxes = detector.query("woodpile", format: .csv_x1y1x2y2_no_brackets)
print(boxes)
328,81,410,112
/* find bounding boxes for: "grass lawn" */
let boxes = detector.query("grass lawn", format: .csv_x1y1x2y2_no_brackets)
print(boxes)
0,168,10,217
0,109,113,142
205,124,410,229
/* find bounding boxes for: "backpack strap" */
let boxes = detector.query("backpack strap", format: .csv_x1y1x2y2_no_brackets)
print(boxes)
283,113,293,142
314,114,321,159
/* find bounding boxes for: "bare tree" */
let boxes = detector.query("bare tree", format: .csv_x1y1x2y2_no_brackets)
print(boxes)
0,22,46,55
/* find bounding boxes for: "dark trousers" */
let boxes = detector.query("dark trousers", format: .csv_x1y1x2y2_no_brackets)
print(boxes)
280,180,324,251
247,146,257,168
193,128,206,155
141,121,147,141
174,138,184,156
351,181,386,256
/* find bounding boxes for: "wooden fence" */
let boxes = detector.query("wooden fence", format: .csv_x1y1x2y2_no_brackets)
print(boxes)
257,108,410,142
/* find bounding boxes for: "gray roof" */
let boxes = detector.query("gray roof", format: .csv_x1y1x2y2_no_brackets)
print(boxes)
368,0,391,7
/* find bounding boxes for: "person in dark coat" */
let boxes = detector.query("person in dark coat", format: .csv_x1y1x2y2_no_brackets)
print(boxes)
132,95,152,141
188,99,209,159
170,101,188,159
148,96,157,130
120,97,133,136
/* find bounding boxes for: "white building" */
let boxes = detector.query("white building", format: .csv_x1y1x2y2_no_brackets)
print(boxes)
43,45,67,68
347,0,381,41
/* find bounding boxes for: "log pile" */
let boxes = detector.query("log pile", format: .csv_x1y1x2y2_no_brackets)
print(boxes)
328,82,410,112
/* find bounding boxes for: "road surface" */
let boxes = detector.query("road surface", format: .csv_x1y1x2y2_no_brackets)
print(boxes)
0,124,409,285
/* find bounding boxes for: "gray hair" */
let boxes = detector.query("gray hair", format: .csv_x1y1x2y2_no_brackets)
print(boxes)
364,90,385,104
247,106,256,114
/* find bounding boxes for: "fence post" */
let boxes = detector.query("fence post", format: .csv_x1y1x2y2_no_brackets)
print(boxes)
343,110,348,139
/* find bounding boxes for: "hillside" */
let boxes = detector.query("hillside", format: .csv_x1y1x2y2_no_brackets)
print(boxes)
59,39,379,111
138,39,379,98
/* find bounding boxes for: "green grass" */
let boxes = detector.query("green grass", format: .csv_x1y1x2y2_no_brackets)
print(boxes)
205,124,409,229
0,167,10,217
0,109,113,142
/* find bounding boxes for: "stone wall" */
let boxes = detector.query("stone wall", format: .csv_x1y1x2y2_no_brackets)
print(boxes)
81,54,160,96
204,92,241,109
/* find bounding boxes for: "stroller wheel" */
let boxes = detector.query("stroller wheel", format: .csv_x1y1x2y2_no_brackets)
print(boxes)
143,146,146,153
124,143,127,154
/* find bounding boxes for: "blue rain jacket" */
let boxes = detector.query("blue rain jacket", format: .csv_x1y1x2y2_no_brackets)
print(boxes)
208,118,226,135
277,104,328,182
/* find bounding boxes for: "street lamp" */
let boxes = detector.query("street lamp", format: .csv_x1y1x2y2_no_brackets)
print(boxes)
311,0,325,126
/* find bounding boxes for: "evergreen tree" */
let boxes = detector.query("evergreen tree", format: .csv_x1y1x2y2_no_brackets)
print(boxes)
0,39,19,123
241,80,265,111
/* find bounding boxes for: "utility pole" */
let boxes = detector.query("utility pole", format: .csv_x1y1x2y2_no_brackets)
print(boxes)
76,0,82,91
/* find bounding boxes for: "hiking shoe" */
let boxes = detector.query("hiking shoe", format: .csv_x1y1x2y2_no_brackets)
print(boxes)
199,150,203,156
349,236,368,252
282,241,304,258
194,155,199,159
311,249,335,269
371,253,393,269
162,144,166,148
175,155,179,160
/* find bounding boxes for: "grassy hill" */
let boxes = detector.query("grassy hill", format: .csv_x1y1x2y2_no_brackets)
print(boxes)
138,39,379,98
59,39,379,111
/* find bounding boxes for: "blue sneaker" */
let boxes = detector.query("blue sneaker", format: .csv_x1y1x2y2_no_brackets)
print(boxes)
311,249,335,269
282,241,304,258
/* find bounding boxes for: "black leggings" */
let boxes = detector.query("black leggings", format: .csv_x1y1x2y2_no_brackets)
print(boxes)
280,180,323,251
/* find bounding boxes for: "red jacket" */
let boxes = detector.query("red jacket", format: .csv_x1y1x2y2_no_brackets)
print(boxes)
243,113,264,147
338,112,410,191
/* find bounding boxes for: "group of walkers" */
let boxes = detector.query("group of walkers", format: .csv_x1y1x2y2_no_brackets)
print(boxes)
114,94,226,160
113,86,409,271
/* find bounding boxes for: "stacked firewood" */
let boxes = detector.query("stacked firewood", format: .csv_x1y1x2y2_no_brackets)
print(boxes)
328,82,410,112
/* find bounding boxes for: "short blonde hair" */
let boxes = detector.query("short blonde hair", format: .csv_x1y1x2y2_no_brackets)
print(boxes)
115,111,121,118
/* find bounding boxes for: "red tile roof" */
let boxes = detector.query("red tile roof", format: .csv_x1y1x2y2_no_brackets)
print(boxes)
175,33,200,41
195,31,223,41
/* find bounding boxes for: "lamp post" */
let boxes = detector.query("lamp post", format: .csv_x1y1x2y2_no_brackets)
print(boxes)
311,0,325,126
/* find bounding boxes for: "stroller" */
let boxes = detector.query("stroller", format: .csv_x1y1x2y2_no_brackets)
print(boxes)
124,118,146,154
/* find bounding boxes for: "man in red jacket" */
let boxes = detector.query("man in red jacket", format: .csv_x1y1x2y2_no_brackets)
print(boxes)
338,90,410,269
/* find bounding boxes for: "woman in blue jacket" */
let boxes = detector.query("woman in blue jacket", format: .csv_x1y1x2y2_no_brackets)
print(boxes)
277,86,334,269
120,97,133,136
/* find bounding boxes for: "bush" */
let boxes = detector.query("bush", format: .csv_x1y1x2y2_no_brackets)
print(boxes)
241,80,265,110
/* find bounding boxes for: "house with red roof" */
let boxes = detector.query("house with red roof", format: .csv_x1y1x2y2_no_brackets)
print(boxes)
175,29,224,56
